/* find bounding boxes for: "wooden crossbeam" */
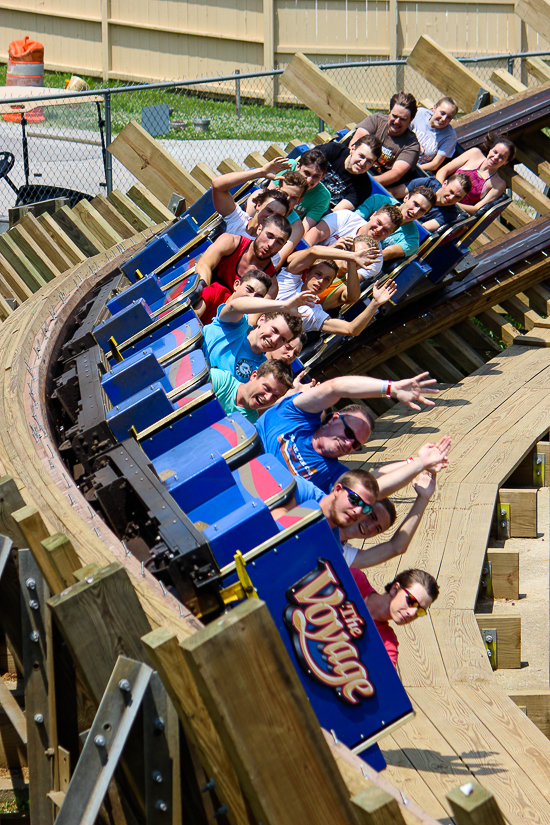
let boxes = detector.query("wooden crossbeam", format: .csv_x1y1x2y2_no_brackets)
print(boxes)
37,213,87,265
508,690,550,738
73,201,123,249
244,151,269,169
477,308,520,347
525,57,550,83
281,53,369,130
515,0,550,46
514,142,550,187
502,170,550,215
499,294,543,330
475,615,521,668
52,207,104,257
524,281,550,315
409,340,465,384
126,182,174,223
6,224,61,282
90,194,136,240
263,143,287,159
502,202,531,229
446,781,506,825
108,120,206,206
495,488,537,537
490,69,527,96
433,329,487,373
217,157,243,174
190,162,219,189
107,189,155,231
0,234,47,292
486,548,519,600
352,787,406,824
408,35,493,113
15,215,72,274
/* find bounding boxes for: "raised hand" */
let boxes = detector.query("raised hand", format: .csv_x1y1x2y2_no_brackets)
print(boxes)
354,246,381,269
372,279,397,306
418,435,451,471
283,290,319,315
262,157,292,179
413,470,437,500
393,372,439,410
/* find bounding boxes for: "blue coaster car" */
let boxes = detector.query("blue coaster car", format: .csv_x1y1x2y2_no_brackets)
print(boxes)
219,501,414,767
102,348,209,405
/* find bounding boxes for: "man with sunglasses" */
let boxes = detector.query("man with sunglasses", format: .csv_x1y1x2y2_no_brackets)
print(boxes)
256,371,440,494
317,470,379,543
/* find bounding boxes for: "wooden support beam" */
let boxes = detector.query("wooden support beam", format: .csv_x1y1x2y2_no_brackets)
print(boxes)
37,213,87,265
446,781,506,825
177,599,357,825
263,143,287,159
17,214,72,273
73,200,123,249
5,224,61,282
502,202,531,229
386,351,426,378
525,56,550,83
0,675,27,746
11,506,62,595
477,308,520,346
0,293,13,321
41,533,82,590
508,689,550,738
281,53,369,130
433,328,487,373
514,142,550,187
476,615,521,668
52,207,104,257
490,68,527,95
499,294,542,330
408,35,493,113
508,440,550,487
108,120,206,206
312,132,332,145
73,562,102,582
285,138,305,153
143,627,255,825
107,189,155,231
452,319,502,356
244,151,269,169
486,548,520,600
494,487,537,537
190,162,219,190
90,193,136,239
409,340,465,384
0,254,30,304
126,182,174,223
217,157,243,174
351,786,406,825
502,170,550,216
0,234,47,292
524,281,550,316
48,562,153,705
515,0,550,47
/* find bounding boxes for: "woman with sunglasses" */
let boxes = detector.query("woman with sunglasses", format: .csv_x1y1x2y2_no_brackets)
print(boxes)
351,568,439,666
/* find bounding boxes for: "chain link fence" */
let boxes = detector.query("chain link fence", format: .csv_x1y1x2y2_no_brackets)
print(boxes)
0,51,549,220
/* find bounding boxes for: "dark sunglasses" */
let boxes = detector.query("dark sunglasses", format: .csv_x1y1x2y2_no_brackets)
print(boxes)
400,585,427,617
341,485,373,515
340,415,361,451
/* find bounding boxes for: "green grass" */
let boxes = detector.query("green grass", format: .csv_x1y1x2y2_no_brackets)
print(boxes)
0,65,322,143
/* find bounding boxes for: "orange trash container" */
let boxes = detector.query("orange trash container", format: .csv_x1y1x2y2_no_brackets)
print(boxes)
4,36,45,123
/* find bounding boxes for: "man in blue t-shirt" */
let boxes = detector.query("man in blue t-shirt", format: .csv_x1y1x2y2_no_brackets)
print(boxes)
356,186,435,261
255,372,441,493
202,289,310,382
388,173,472,234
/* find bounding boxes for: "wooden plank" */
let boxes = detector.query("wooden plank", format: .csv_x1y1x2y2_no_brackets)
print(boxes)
409,340,465,384
126,182,174,223
217,157,243,174
525,56,550,83
285,139,304,153
47,561,152,705
312,132,332,145
408,35,493,113
10,506,68,597
72,200,124,248
514,325,550,346
106,189,155,231
41,533,82,590
477,308,519,346
453,319,502,356
502,170,550,216
490,69,527,95
190,162,218,190
487,548,520,600
446,781,506,825
515,0,550,47
107,120,206,206
90,193,136,239
263,143,287,159
433,328,487,373
499,295,542,330
178,599,357,825
0,234,47,292
351,787,406,824
244,151,269,169
52,207,104,257
142,627,255,825
0,294,13,321
6,224,61,282
16,215,72,273
496,487,537,537
508,689,550,738
280,53,369,130
514,142,550,188
475,615,521,668
37,213,87,265
524,282,550,316
0,675,27,746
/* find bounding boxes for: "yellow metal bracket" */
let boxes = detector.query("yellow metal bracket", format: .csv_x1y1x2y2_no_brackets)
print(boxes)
108,336,124,363
219,550,258,605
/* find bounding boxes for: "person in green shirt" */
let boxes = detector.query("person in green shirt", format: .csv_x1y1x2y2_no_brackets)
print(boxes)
209,359,294,423
273,149,331,233
356,186,435,261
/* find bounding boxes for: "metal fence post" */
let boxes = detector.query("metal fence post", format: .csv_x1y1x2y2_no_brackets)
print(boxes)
508,55,515,76
235,69,241,119
104,90,113,194
319,117,325,132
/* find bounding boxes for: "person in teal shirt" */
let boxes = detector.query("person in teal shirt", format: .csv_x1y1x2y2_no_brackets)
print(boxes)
274,149,331,232
356,186,435,261
209,360,294,422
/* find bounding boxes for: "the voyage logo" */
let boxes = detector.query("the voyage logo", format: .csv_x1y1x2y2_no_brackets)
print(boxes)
284,559,375,705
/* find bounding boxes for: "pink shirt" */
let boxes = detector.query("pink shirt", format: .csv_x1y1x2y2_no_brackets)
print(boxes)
351,568,399,666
